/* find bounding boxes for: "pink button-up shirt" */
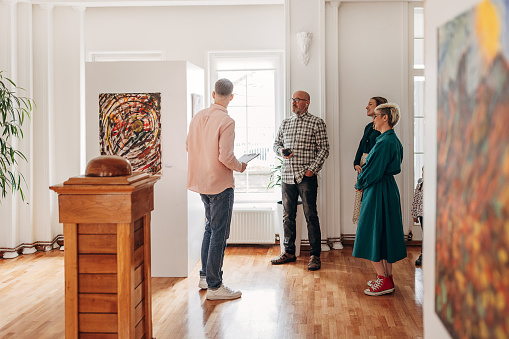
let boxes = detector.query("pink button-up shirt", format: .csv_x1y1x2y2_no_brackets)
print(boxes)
186,104,243,195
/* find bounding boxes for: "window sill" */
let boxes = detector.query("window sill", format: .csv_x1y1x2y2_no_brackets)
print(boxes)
233,202,276,211
234,192,280,203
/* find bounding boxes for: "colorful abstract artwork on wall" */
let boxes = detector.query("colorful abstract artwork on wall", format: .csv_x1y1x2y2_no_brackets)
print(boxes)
436,0,509,338
99,93,162,174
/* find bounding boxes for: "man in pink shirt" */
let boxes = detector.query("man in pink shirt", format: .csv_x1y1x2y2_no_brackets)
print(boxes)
186,78,247,300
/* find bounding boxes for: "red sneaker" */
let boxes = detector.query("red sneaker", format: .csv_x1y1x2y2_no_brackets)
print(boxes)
364,276,395,296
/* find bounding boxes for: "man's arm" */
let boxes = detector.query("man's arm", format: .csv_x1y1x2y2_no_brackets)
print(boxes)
308,119,330,174
218,120,245,172
273,122,285,157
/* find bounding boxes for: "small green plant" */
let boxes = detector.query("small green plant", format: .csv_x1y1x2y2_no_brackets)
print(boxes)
0,71,34,201
267,157,283,190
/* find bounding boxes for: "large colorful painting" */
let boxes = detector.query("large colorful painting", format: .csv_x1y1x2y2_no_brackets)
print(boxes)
436,1,509,338
99,93,162,174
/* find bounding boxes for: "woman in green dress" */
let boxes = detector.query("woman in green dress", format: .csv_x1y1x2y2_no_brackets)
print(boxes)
352,96,387,224
353,103,407,296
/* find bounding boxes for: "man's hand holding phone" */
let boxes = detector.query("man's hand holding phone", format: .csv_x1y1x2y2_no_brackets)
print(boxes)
282,148,293,159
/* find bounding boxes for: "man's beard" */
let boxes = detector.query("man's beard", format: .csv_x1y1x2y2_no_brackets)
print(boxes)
293,107,305,115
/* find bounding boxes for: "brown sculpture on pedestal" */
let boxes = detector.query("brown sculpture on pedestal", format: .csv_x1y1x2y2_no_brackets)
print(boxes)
85,155,132,177
51,155,159,338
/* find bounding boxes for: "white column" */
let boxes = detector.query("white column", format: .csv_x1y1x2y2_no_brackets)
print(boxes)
49,6,85,242
0,0,16,76
53,5,85,184
399,3,412,236
74,6,86,174
17,0,36,254
32,4,54,244
317,0,330,252
325,1,343,249
0,0,18,258
284,0,291,106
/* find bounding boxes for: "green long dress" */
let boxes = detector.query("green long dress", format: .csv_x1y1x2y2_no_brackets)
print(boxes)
352,129,407,263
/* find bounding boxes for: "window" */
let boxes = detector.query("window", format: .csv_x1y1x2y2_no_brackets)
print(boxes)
209,52,284,202
411,5,425,187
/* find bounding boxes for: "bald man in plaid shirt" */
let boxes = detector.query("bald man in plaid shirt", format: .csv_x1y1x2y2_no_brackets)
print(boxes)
271,90,330,271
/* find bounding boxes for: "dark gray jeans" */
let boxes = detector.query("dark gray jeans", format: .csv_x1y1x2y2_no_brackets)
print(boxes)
282,175,322,257
199,188,234,289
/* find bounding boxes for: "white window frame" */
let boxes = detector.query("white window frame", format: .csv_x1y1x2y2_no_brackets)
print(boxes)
208,50,285,204
409,2,424,228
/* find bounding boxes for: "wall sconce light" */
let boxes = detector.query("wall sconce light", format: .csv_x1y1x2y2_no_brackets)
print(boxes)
297,32,313,66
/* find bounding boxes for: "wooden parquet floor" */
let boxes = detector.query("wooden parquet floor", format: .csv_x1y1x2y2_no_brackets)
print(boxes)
0,245,423,339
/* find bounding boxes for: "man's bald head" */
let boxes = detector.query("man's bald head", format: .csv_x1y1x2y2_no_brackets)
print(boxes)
291,91,310,115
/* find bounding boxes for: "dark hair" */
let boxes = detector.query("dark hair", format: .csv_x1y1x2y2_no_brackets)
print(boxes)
215,78,234,97
371,96,388,106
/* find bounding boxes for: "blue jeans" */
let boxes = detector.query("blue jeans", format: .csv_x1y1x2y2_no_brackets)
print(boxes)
199,188,234,289
282,175,321,257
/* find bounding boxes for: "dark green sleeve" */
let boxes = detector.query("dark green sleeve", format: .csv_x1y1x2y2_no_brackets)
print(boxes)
354,139,391,190
353,137,365,167
353,124,370,167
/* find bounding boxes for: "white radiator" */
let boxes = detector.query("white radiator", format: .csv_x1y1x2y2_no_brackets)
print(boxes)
228,207,275,244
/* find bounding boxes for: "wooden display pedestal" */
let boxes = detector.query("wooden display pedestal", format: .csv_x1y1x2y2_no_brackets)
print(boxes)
51,172,159,338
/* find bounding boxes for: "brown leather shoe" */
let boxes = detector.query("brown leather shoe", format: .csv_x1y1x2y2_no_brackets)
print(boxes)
271,252,296,265
308,255,321,271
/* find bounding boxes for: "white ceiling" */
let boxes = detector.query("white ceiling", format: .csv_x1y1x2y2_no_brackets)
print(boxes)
27,0,284,7
25,0,421,8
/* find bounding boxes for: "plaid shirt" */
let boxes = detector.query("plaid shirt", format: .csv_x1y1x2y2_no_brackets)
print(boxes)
274,111,330,184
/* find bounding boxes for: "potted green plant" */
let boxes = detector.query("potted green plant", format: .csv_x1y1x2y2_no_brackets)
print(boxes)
0,71,33,201
267,156,283,190
268,157,284,246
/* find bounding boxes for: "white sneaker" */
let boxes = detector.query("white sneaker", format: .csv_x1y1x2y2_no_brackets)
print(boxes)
206,284,242,300
199,276,207,290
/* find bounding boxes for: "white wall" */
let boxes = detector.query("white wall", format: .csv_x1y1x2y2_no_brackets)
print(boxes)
287,0,321,106
86,61,204,277
423,0,478,338
336,2,410,237
185,64,206,274
84,5,285,71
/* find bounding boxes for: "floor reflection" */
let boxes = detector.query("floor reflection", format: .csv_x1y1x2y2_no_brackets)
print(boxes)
152,245,424,338
414,267,424,305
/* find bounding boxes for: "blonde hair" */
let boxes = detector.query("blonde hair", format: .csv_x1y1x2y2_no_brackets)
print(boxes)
375,103,400,127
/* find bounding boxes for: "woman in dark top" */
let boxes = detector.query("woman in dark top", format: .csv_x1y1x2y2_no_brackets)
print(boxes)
352,97,387,224
353,96,387,174
353,103,407,296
